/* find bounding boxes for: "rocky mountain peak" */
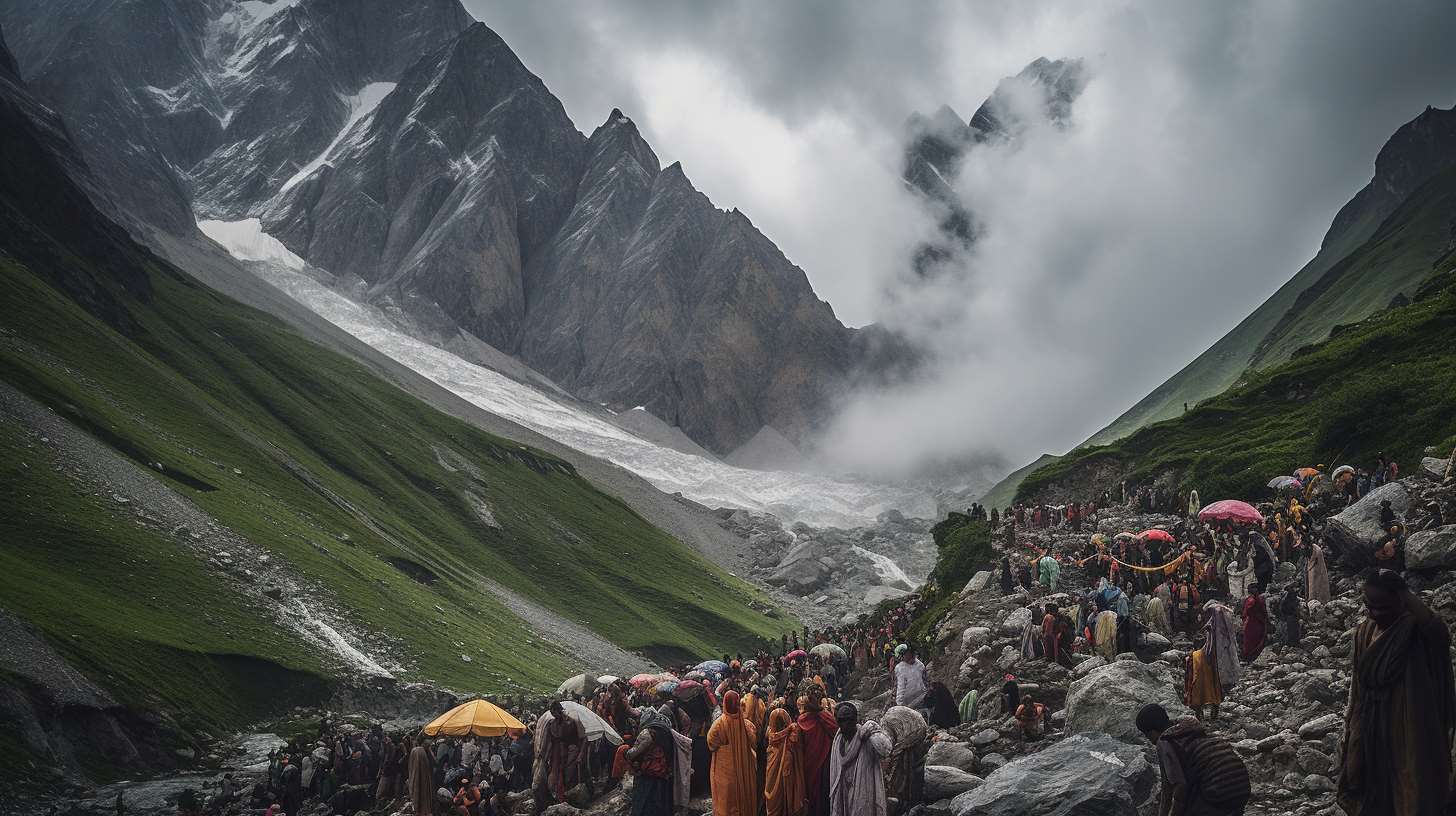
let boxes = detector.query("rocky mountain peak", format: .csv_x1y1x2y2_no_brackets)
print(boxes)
1321,104,1456,252
968,56,1085,141
586,106,659,177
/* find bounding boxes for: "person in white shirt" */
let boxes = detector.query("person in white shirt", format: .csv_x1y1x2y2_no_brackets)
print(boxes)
893,644,930,712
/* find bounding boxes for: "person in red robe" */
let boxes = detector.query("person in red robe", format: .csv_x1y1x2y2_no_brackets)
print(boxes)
796,686,837,816
1240,585,1269,662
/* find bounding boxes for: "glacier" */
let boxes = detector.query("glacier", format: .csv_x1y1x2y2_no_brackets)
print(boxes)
198,220,937,528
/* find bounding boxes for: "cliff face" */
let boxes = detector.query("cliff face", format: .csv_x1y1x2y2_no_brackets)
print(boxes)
5,2,875,455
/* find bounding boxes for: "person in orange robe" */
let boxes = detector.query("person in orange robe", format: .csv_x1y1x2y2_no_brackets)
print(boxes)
765,708,806,816
708,691,759,816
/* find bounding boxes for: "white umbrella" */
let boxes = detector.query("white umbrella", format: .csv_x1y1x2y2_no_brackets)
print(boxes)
597,674,622,686
539,700,622,745
556,673,598,696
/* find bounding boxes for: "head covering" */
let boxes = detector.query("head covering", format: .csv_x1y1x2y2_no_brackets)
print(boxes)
723,690,742,716
834,700,857,718
1135,703,1170,734
637,706,670,732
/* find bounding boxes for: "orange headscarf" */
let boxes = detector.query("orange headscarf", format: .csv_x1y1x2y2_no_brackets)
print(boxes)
764,708,806,816
707,691,759,816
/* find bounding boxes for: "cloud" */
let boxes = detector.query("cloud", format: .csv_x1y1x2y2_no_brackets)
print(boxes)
465,0,1456,475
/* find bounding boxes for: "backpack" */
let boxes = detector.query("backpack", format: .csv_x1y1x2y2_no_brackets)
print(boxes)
1165,730,1251,806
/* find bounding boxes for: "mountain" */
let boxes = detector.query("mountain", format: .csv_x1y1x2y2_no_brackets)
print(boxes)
0,26,783,785
2,1,869,456
1085,104,1456,446
1017,192,1456,504
976,453,1060,510
903,57,1085,274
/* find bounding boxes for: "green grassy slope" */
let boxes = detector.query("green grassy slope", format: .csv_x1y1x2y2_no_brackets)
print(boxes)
1017,266,1456,504
1082,211,1377,448
977,453,1061,511
0,79,786,755
0,251,786,695
1249,166,1456,367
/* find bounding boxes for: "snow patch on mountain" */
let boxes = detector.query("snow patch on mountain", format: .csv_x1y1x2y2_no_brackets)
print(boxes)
202,221,936,527
281,81,397,193
198,218,307,270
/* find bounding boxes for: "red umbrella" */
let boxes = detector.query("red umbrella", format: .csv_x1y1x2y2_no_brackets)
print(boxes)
1198,499,1263,526
783,649,807,664
1139,529,1175,543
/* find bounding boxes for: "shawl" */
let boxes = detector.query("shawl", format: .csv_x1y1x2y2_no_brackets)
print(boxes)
1339,596,1455,815
707,692,758,816
828,720,891,816
1306,543,1331,604
406,745,435,816
1202,601,1242,689
765,709,807,816
1145,595,1170,634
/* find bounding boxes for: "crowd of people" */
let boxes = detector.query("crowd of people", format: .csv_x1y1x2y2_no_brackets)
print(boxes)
186,448,1456,816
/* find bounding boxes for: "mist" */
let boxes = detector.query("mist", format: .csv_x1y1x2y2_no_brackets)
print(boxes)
468,0,1456,480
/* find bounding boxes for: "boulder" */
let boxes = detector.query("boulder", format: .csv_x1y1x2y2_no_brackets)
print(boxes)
926,741,977,773
960,627,992,654
1001,607,1033,636
970,729,1000,748
1423,457,1449,479
948,733,1157,816
1407,525,1456,571
967,571,993,593
924,765,983,801
1140,632,1171,649
1297,713,1342,740
866,586,911,607
1324,483,1409,566
1066,661,1188,744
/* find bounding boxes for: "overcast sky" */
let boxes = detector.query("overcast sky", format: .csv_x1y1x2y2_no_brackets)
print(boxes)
466,0,1456,474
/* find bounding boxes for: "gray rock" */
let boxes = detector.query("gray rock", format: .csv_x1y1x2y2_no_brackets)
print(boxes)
866,586,911,607
948,733,1157,816
1296,747,1333,776
1325,483,1409,566
1141,632,1171,649
1071,656,1107,678
1303,774,1337,793
1001,607,1033,636
970,729,1000,748
967,571,993,593
1423,457,1449,479
924,765,983,801
1066,661,1188,744
1298,713,1342,740
1407,525,1456,571
926,740,978,774
978,753,1007,773
960,627,992,654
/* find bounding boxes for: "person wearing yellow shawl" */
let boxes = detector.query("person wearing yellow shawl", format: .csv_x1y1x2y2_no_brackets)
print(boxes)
765,707,806,816
708,690,759,816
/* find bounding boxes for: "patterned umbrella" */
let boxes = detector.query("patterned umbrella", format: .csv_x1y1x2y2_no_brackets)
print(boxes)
1198,499,1264,526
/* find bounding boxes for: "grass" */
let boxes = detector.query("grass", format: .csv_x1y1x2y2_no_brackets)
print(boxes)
897,515,996,648
1017,266,1456,503
0,182,788,761
1078,155,1456,450
978,453,1061,511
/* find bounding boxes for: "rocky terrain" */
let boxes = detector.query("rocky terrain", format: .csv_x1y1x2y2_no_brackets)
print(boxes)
712,507,936,625
838,453,1456,816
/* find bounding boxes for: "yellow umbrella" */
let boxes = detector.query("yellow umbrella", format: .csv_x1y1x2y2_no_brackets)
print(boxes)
421,699,527,738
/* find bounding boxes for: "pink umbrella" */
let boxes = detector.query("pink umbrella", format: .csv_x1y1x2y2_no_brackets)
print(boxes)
783,649,807,664
1139,529,1175,543
1198,499,1263,526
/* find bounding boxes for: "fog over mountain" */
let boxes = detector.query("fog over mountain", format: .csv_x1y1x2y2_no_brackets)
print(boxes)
473,0,1456,474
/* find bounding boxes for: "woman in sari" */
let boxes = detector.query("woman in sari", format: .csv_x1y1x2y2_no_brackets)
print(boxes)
765,708,806,816
707,691,758,816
